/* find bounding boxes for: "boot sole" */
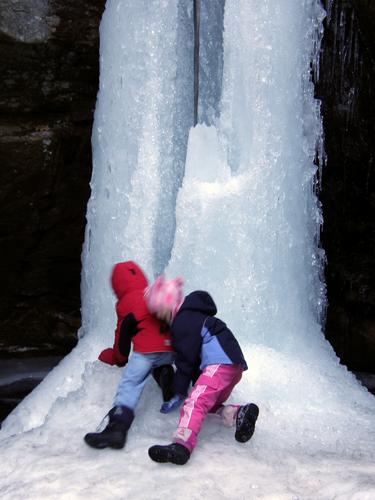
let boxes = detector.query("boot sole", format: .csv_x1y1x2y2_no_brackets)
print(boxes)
235,403,259,443
84,434,125,450
148,446,189,465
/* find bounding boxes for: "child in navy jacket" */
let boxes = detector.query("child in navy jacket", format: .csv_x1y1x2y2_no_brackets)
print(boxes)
145,276,259,465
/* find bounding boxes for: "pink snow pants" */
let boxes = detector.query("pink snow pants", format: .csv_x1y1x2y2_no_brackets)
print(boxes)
173,364,243,452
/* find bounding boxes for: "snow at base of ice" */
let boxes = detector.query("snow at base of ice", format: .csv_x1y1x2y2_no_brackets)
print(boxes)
0,349,374,499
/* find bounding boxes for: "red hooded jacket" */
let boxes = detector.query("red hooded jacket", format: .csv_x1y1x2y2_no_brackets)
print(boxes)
98,261,173,366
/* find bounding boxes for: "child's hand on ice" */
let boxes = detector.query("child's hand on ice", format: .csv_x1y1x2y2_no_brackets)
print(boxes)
160,394,184,413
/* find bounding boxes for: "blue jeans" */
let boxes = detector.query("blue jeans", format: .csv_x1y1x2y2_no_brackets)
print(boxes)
113,351,175,410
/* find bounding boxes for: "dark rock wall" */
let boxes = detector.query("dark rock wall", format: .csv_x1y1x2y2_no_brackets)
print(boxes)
0,0,373,371
0,0,106,351
317,0,375,371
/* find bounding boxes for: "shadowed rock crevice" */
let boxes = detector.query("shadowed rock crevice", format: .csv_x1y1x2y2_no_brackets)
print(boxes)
0,0,106,352
317,0,375,372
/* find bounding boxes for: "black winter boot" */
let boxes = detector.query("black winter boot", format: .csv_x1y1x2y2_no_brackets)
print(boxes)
84,406,134,449
148,443,190,465
235,403,259,443
152,364,175,402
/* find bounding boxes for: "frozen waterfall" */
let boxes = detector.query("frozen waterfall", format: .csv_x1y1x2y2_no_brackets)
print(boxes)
0,1,374,498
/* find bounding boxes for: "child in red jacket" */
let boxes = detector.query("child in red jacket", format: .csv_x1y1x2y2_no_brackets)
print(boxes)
84,261,175,450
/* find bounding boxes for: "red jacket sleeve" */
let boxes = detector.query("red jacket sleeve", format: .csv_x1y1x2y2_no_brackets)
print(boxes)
98,316,128,367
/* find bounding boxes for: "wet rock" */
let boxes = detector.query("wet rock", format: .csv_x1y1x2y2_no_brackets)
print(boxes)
0,354,63,425
0,0,55,43
317,0,375,371
0,0,106,352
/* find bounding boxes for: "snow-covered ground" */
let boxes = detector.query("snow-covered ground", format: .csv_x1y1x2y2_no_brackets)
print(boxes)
0,344,374,499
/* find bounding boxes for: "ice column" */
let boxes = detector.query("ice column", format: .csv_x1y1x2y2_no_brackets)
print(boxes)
81,0,194,342
197,0,225,125
167,0,327,358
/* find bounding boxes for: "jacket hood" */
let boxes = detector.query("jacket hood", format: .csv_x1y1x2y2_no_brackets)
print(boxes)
179,291,217,316
111,261,148,299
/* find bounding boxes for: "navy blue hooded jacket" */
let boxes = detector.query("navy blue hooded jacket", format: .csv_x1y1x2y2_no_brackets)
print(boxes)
171,291,248,396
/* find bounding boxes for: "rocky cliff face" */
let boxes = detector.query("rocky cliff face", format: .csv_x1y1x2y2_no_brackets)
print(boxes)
0,0,106,352
0,0,373,370
317,0,375,371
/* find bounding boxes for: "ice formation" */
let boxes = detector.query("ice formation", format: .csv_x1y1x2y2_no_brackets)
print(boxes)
0,1,374,498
